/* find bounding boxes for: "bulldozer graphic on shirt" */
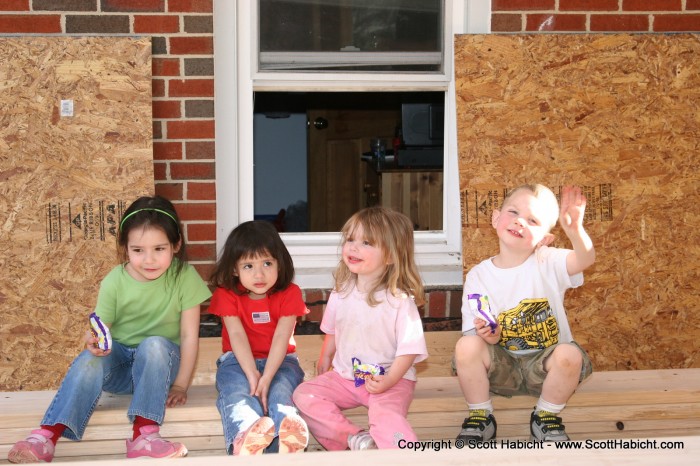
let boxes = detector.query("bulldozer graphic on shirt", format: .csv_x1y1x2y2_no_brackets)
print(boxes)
497,298,559,351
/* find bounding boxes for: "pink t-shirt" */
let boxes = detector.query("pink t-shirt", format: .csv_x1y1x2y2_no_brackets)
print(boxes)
321,287,428,381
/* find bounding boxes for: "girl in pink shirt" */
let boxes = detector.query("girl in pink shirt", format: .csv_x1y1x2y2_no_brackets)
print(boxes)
293,206,428,450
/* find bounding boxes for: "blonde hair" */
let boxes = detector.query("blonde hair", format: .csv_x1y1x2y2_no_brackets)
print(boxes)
504,184,560,231
334,206,425,307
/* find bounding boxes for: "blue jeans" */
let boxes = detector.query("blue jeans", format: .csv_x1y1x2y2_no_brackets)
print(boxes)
42,336,181,440
215,352,305,454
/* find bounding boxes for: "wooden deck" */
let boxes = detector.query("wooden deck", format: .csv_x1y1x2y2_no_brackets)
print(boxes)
2,332,699,463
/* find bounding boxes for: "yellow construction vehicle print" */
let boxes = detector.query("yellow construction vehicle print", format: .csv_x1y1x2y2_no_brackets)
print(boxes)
497,298,559,351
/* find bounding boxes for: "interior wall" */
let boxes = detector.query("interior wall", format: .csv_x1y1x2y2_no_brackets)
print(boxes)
455,34,699,371
0,37,154,390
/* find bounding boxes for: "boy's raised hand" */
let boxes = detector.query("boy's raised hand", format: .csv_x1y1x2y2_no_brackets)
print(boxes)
559,185,586,237
560,185,596,275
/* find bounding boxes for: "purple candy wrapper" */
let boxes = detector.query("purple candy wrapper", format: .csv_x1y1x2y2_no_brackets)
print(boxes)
352,357,385,387
89,312,112,351
467,293,498,333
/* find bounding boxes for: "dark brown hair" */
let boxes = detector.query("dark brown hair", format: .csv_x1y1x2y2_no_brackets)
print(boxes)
117,195,186,277
210,220,295,294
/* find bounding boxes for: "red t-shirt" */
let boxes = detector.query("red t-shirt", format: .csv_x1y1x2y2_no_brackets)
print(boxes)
208,283,307,358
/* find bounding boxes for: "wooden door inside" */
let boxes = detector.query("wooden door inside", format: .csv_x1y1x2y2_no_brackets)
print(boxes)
307,96,400,232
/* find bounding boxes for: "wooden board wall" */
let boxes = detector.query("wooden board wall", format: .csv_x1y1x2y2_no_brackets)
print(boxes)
455,34,699,371
0,38,153,390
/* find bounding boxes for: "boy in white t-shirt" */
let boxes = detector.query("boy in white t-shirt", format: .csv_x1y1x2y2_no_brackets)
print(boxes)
455,184,596,443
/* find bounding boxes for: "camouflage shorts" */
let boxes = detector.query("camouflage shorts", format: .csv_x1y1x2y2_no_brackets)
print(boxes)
453,341,593,397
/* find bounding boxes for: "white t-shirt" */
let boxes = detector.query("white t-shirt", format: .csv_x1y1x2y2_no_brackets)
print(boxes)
461,246,583,355
321,287,428,381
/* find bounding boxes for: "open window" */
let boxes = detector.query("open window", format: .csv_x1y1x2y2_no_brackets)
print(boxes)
213,0,490,288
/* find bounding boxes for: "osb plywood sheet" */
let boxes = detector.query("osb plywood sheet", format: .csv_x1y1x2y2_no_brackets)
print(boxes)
455,34,699,371
0,37,153,390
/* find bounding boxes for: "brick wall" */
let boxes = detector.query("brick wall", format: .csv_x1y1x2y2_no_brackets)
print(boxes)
2,1,698,323
492,0,700,32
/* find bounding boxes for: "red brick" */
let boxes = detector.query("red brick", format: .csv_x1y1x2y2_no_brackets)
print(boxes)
591,14,649,31
492,13,522,32
31,1,96,12
153,161,167,180
303,289,324,305
427,291,447,318
623,0,681,11
0,1,29,11
653,14,700,31
174,202,216,221
689,0,700,10
169,36,213,55
560,0,618,11
192,263,215,281
186,141,215,159
169,79,214,97
168,0,212,13
152,79,165,97
0,15,60,33
134,14,180,33
66,14,129,33
526,14,587,31
167,120,215,139
153,58,180,77
304,303,324,322
186,242,217,261
153,121,162,139
103,0,164,12
170,161,216,180
493,0,555,10
153,100,181,119
153,141,182,160
187,181,215,200
187,222,216,242
155,182,184,201
449,290,463,318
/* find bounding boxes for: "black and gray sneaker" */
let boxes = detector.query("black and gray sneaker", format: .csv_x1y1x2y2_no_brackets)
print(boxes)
456,410,497,443
530,410,570,442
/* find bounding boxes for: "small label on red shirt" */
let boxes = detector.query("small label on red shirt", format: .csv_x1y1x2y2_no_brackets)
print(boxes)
252,311,271,324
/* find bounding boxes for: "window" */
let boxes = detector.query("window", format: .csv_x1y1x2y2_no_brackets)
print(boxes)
259,0,443,72
213,0,491,288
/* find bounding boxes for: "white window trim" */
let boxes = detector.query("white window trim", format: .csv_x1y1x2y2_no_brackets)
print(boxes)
213,0,491,289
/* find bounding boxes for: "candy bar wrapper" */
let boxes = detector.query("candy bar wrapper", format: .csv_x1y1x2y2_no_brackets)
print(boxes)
89,312,112,351
352,357,385,387
467,293,498,333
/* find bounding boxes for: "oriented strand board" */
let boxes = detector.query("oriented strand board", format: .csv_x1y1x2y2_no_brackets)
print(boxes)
455,34,699,371
0,38,153,390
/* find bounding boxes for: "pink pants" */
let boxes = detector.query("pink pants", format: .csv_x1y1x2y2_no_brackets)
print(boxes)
292,370,417,450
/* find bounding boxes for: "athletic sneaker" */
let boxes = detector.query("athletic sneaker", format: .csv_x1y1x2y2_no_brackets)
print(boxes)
530,410,570,442
233,416,275,455
278,414,309,453
8,429,55,463
126,425,188,459
456,410,497,443
347,430,377,450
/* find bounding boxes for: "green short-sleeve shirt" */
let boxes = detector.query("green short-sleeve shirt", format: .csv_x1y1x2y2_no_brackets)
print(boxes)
95,259,211,347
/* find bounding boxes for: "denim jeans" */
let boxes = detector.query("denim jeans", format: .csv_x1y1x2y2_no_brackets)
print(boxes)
215,352,305,454
42,336,181,440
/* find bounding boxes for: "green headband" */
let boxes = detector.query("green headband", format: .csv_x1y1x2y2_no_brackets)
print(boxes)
119,208,178,231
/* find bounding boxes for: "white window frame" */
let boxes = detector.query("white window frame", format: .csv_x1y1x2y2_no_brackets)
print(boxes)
213,0,491,289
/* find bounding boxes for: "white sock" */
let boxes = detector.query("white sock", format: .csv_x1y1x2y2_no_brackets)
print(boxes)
468,400,493,414
536,398,566,415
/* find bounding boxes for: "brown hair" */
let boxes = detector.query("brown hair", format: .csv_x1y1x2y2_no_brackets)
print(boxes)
117,195,186,277
210,220,295,295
